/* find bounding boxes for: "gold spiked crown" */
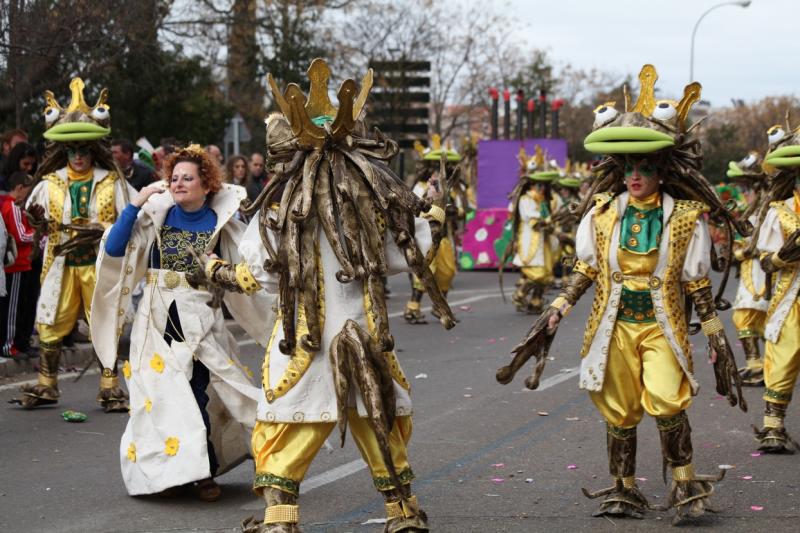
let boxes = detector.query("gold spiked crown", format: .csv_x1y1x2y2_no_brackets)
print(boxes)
268,59,373,149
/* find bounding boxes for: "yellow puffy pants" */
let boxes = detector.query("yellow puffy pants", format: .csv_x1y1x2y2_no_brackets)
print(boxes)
732,308,766,339
589,320,692,428
251,410,413,495
413,237,456,293
763,300,800,405
37,265,96,344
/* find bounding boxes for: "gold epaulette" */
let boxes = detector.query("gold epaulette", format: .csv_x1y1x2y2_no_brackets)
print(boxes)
592,192,615,207
673,199,710,215
769,200,786,209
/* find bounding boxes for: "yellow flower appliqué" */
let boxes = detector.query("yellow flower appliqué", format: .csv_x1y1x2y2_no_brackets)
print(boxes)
122,360,131,379
164,437,180,456
144,398,152,413
126,442,136,462
150,353,164,373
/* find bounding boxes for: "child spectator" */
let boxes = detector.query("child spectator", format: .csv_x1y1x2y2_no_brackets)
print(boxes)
0,172,39,360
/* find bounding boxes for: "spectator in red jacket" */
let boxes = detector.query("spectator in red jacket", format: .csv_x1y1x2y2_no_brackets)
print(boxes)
0,172,39,360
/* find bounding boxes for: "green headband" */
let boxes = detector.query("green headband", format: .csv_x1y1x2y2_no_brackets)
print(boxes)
424,149,461,162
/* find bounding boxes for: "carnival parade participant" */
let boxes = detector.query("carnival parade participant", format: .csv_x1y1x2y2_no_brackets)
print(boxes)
551,166,583,286
748,122,800,453
13,78,136,411
727,152,769,386
499,146,561,314
90,144,272,499
497,65,747,524
404,138,463,325
196,59,454,532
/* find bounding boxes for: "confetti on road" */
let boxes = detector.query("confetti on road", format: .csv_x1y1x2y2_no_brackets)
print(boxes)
742,475,753,480
566,417,580,421
750,505,764,511
491,463,505,468
525,478,534,483
537,411,549,416
491,477,505,484
463,394,473,398
636,477,647,482
719,464,735,470
487,338,497,344
567,464,578,470
750,452,762,457
459,305,472,311
414,373,428,379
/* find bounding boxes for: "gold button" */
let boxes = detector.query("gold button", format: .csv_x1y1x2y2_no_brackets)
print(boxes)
627,237,639,247
121,287,130,295
612,271,623,283
631,223,641,234
635,212,645,219
649,276,662,289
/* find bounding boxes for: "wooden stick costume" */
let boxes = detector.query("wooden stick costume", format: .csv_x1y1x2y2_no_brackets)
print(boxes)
726,152,770,386
748,120,800,453
499,146,562,314
14,78,135,412
198,59,454,533
403,136,465,325
497,65,748,524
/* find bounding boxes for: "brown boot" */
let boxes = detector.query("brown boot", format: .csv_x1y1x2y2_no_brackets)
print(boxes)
16,341,61,408
382,484,429,532
96,366,129,412
738,337,764,386
657,412,724,525
582,425,650,519
241,487,301,533
754,401,799,454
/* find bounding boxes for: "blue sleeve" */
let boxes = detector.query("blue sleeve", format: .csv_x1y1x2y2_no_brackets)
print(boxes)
104,204,141,257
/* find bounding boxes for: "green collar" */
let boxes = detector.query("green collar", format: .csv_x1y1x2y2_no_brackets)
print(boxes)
619,202,662,254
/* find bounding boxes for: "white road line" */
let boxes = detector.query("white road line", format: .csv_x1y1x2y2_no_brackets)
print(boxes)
240,365,580,504
0,368,100,392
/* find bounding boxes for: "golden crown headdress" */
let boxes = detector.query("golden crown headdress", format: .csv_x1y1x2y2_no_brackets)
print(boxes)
267,59,373,149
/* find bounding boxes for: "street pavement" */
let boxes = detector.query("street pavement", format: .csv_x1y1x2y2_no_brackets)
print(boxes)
1,271,799,532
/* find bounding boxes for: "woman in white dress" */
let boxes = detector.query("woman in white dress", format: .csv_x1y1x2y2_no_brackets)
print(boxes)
91,145,273,501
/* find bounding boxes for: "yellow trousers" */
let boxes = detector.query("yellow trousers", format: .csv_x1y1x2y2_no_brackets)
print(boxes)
413,237,456,293
520,241,554,285
732,308,766,339
252,411,413,495
763,300,800,405
589,320,692,428
37,265,96,344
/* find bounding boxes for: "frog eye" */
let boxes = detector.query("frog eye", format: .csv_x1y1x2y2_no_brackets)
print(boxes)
45,107,61,125
593,104,618,128
742,153,757,167
651,101,677,121
91,106,110,121
767,125,786,144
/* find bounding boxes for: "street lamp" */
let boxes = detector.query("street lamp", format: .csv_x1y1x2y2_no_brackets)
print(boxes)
690,0,751,81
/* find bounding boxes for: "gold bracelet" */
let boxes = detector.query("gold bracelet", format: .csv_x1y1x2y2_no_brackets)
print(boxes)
621,476,636,489
764,415,784,428
424,205,445,224
771,253,789,269
265,504,299,524
550,296,572,317
672,464,695,482
701,316,724,336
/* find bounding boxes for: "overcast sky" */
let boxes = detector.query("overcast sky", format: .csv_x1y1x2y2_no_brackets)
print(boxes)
501,0,797,107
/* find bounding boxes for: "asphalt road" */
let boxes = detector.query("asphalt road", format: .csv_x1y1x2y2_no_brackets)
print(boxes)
1,271,798,532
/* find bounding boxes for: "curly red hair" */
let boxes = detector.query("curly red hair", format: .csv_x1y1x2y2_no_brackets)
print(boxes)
161,144,223,194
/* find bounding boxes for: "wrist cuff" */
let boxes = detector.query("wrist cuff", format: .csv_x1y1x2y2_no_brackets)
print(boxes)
701,316,724,336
